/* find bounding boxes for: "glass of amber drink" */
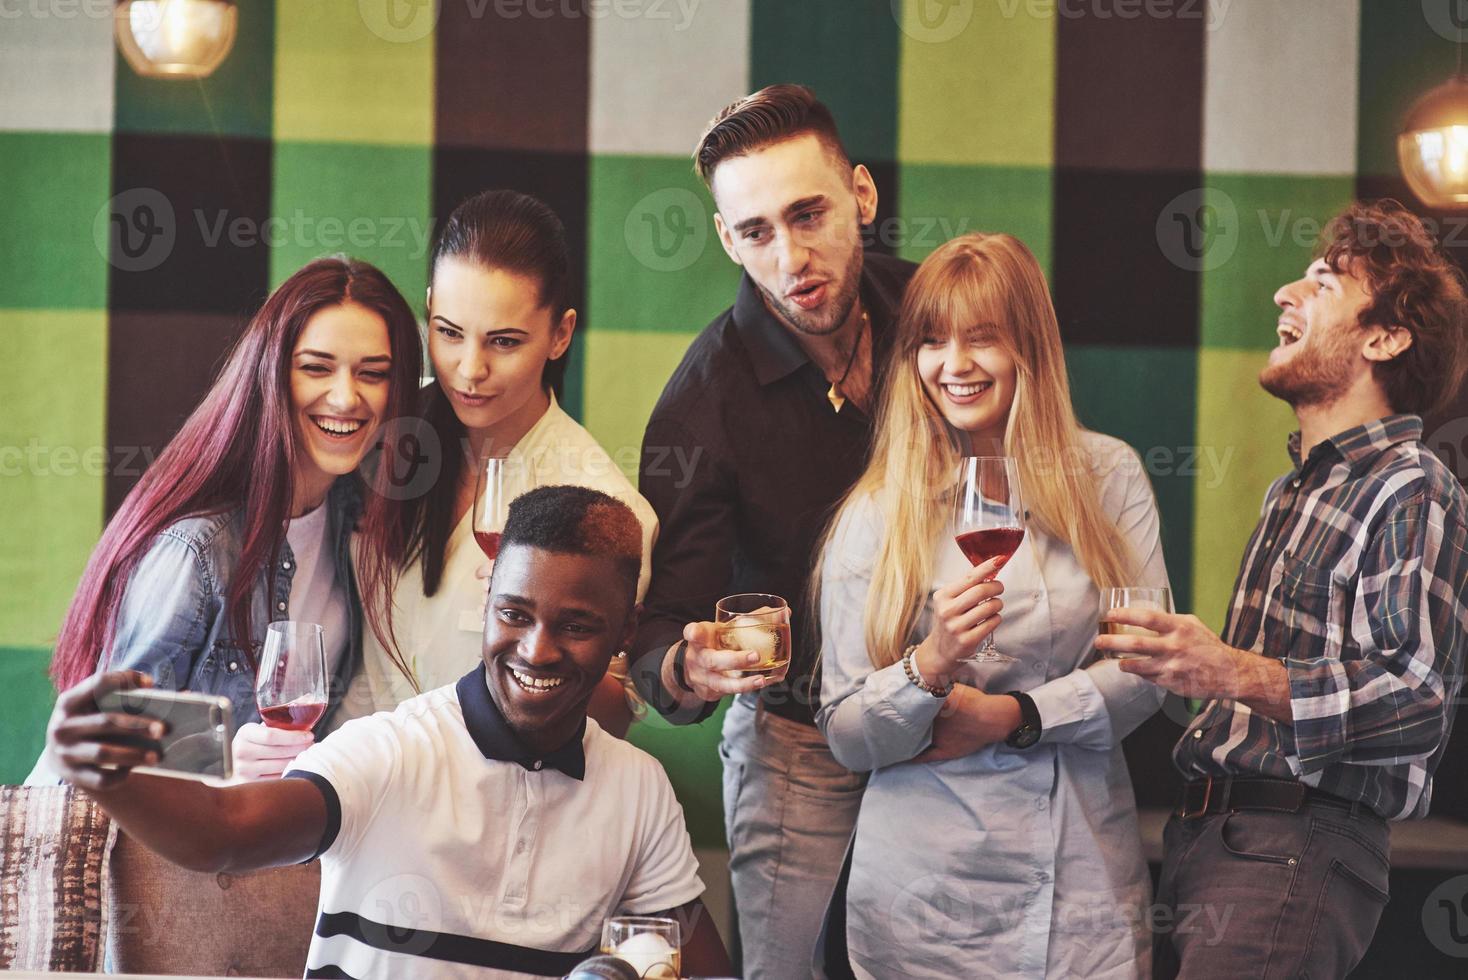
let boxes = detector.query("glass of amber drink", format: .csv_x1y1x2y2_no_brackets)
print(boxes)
1098,587,1173,660
715,594,791,679
601,916,681,978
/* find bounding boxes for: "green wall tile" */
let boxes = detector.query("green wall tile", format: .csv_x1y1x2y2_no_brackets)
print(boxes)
0,647,55,784
0,133,111,310
897,0,1054,167
115,0,274,138
750,0,900,162
274,0,433,146
1065,345,1197,612
581,328,700,482
0,310,107,649
1191,349,1297,634
1357,1,1456,178
1200,175,1356,350
561,341,586,424
587,154,742,334
896,162,1052,269
269,141,433,304
628,701,728,849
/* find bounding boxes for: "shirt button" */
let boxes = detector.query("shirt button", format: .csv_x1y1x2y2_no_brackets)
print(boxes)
282,559,292,570
1035,798,1048,811
532,760,543,771
1292,478,1302,488
1263,538,1274,549
227,661,238,672
514,840,527,854
1031,591,1041,602
1193,729,1204,739
215,872,232,889
276,601,287,612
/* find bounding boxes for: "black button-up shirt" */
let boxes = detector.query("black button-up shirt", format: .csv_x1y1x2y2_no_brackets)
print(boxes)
632,251,916,726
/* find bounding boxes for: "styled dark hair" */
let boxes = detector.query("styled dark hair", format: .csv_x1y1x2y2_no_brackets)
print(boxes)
693,83,852,186
52,258,423,690
498,485,642,608
431,189,572,318
405,190,574,600
1318,199,1468,417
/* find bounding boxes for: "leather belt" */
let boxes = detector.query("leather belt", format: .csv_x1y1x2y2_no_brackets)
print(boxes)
1177,776,1370,820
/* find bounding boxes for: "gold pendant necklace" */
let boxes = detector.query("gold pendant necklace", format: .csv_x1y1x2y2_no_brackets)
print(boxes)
827,312,868,413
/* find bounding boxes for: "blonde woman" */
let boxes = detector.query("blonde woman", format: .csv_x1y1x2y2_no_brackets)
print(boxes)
815,233,1169,979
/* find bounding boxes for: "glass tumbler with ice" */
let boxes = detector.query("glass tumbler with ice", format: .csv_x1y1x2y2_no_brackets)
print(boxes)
714,593,791,679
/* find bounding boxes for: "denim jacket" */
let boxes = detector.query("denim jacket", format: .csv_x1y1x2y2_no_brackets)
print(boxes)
103,477,365,733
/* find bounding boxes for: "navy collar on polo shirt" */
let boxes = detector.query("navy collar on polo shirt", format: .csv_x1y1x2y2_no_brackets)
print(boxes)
455,666,587,780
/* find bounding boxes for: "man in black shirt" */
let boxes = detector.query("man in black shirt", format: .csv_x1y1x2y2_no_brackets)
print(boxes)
631,85,916,978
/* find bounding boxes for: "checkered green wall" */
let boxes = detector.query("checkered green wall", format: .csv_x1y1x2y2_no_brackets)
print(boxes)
3,2,1464,834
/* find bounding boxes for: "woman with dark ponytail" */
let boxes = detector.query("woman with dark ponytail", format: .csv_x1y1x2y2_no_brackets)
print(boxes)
34,257,423,780
357,190,657,736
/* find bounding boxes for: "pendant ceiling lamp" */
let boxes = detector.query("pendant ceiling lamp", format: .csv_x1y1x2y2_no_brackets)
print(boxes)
1399,27,1468,209
115,0,238,80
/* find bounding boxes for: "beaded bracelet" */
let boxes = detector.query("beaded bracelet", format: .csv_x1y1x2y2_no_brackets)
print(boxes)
902,645,953,698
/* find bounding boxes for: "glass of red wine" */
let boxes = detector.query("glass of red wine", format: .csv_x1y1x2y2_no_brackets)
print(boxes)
256,621,328,731
953,456,1026,664
473,456,511,561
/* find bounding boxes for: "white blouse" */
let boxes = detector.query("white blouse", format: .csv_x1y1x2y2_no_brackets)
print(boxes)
817,431,1170,980
360,394,659,712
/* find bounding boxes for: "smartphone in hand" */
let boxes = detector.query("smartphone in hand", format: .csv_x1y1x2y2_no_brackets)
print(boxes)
96,687,234,782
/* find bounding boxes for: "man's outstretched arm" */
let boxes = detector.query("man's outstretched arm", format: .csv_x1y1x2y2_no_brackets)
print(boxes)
45,670,327,873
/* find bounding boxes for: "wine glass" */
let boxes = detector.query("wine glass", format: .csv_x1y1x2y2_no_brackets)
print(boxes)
1098,587,1174,660
601,916,681,979
472,456,512,560
256,621,327,731
952,456,1026,664
715,594,791,679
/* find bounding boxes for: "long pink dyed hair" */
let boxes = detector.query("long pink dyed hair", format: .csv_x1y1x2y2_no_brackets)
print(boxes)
50,258,423,690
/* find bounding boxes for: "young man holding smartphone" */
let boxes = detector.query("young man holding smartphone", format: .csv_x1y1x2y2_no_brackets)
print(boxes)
45,486,731,980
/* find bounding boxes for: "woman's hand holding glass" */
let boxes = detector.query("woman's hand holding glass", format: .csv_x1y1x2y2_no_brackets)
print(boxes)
911,555,1007,687
231,721,313,781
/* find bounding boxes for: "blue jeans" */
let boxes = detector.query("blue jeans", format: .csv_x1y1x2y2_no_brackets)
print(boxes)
720,696,866,980
1152,803,1391,979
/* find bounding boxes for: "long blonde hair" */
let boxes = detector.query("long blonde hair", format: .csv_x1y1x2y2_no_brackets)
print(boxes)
818,233,1137,670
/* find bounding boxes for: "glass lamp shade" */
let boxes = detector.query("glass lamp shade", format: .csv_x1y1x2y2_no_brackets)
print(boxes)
1399,75,1468,209
115,0,238,80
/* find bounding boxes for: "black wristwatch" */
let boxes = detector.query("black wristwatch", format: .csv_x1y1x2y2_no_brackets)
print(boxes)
1004,690,1042,749
669,639,695,695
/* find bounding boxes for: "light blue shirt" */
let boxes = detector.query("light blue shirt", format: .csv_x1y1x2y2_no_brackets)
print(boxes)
816,432,1169,979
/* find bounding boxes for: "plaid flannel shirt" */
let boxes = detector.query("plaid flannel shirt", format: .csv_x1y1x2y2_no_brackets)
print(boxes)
1174,415,1468,819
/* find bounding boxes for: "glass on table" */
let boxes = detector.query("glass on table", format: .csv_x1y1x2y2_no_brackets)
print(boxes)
1098,587,1174,660
601,915,681,979
714,593,791,679
256,621,327,731
952,455,1026,664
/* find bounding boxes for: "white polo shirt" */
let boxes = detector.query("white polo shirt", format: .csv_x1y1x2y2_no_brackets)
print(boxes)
285,666,703,979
